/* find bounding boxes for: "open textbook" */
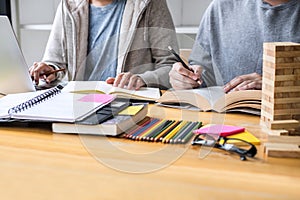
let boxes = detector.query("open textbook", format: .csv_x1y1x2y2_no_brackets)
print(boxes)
62,81,161,101
157,86,261,114
0,85,115,122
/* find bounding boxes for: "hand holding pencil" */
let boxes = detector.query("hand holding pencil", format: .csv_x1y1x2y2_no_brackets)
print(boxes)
168,46,203,90
29,62,65,85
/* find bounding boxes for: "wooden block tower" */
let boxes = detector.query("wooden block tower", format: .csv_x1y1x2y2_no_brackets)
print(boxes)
261,42,300,130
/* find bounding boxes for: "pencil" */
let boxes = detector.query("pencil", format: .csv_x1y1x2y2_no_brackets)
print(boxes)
41,68,66,76
180,122,202,144
137,119,162,141
171,122,195,144
124,117,151,139
162,121,188,143
154,121,180,142
149,120,175,141
131,118,159,140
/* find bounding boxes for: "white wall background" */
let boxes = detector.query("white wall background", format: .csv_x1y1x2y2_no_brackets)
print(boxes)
11,0,212,66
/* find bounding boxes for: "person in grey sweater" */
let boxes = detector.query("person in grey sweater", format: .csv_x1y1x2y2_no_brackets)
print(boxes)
169,0,300,92
29,0,178,90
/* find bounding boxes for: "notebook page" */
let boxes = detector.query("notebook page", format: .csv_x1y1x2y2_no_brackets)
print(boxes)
9,93,114,122
62,81,112,94
0,91,45,118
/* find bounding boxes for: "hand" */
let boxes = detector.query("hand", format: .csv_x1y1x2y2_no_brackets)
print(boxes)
106,72,146,90
29,62,57,85
224,72,262,93
169,62,202,90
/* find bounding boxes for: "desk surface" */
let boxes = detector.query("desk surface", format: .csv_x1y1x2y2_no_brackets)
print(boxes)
0,105,299,200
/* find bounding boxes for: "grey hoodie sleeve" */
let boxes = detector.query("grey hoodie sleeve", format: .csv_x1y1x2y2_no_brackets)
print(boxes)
138,0,179,89
42,1,67,80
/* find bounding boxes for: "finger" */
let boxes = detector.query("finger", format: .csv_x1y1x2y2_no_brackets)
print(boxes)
106,77,115,85
169,68,200,89
173,62,197,79
118,72,132,88
127,75,138,90
189,65,202,81
33,63,54,85
29,62,38,77
32,63,43,85
238,80,262,91
135,78,145,90
230,80,251,91
45,74,57,84
224,76,246,93
113,73,124,87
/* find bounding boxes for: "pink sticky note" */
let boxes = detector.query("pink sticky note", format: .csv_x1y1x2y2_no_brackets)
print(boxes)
193,124,245,137
79,94,115,104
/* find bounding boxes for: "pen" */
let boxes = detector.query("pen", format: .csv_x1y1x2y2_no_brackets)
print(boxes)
168,46,202,85
167,46,189,70
41,68,65,76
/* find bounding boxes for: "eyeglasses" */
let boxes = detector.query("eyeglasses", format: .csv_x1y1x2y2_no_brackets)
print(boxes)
191,134,257,161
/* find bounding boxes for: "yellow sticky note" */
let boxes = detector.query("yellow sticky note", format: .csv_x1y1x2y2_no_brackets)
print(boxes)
118,105,144,115
224,130,260,145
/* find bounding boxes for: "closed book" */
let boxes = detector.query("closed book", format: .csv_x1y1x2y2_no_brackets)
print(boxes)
52,104,148,136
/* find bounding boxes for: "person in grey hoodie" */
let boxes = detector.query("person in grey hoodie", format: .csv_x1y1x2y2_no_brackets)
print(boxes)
29,0,178,90
169,0,300,92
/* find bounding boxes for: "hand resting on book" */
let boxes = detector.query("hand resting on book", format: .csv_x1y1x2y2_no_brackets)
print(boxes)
106,72,146,90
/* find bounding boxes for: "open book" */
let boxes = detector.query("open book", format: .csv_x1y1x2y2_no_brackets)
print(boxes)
0,85,115,122
62,81,161,101
52,103,148,136
156,86,261,114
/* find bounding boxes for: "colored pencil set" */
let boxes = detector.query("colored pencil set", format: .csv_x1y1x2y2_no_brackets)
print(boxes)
123,117,202,144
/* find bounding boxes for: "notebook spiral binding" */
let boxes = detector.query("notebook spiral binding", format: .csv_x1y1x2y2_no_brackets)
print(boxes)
8,85,64,115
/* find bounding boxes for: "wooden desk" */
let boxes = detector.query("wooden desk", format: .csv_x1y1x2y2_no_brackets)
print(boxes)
0,105,299,199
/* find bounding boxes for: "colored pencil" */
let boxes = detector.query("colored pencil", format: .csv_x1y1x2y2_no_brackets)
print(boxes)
170,122,195,144
149,120,175,141
162,121,188,143
154,121,181,142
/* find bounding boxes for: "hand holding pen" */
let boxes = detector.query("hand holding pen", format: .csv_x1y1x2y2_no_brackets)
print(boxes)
168,46,202,90
29,62,65,85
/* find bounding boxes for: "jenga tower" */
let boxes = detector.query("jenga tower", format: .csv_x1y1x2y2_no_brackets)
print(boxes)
261,42,300,129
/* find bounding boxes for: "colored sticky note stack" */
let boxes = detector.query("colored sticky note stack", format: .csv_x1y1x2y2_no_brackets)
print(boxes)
194,124,260,145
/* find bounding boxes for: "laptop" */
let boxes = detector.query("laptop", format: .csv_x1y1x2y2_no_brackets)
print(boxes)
0,16,36,95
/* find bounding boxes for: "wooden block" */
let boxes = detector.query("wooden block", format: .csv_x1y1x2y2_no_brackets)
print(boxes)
274,115,295,121
294,57,300,62
275,51,300,58
268,135,300,143
274,97,300,104
275,63,300,69
264,49,276,57
263,54,276,63
264,143,300,158
270,120,300,129
275,75,300,81
273,109,300,116
274,86,300,93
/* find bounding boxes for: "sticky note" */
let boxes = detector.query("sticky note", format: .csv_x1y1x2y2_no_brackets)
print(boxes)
193,124,245,137
79,94,115,104
118,105,144,115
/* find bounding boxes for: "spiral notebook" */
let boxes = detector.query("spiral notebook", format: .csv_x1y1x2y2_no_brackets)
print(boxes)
0,85,115,122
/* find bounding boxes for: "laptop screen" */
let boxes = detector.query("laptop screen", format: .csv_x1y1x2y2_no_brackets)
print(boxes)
0,16,36,95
